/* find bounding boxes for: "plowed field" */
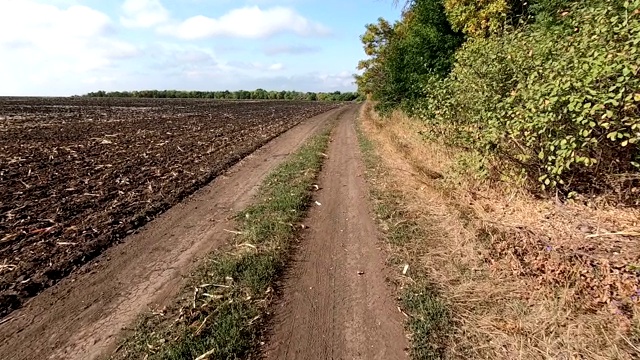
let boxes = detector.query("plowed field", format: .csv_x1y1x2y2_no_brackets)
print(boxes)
0,97,340,318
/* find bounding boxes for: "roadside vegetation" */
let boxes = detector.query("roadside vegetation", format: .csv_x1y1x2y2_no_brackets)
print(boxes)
358,101,640,359
358,0,639,200
83,89,361,101
112,129,332,359
357,0,640,358
356,112,451,359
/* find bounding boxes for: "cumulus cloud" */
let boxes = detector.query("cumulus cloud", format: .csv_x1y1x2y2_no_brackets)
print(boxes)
0,1,138,95
0,1,347,95
0,1,113,43
158,6,331,40
120,0,170,28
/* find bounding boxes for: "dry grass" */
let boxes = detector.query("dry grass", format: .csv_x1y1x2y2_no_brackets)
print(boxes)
358,101,640,359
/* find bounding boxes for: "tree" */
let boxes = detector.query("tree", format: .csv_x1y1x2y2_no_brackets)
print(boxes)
355,18,394,96
357,0,463,110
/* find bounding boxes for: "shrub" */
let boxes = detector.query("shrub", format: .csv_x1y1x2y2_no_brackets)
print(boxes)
444,0,514,36
443,0,581,37
420,0,640,200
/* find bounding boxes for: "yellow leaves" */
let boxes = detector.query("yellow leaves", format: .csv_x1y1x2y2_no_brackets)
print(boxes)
444,0,511,37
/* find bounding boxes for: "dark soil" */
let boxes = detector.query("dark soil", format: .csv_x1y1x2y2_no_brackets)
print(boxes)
0,97,340,318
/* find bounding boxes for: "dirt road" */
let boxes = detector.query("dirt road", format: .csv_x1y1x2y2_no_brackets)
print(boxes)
0,106,349,360
264,106,408,359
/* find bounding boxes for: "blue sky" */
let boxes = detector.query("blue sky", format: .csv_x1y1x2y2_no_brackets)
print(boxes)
0,0,401,96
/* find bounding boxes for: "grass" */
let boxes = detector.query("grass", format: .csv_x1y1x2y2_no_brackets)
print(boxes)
355,111,451,359
358,101,640,359
111,130,332,360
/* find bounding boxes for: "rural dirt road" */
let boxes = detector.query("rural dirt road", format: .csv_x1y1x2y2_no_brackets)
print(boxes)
264,106,408,359
0,105,350,360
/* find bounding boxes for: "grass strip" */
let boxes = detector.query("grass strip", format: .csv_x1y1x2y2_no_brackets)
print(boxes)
112,129,332,360
355,116,451,360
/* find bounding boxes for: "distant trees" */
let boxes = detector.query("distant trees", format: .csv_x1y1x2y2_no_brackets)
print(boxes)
83,89,361,102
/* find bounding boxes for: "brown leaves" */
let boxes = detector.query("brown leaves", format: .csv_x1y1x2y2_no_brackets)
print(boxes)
483,226,640,316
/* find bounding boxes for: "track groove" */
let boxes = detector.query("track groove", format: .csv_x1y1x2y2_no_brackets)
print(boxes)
264,106,408,360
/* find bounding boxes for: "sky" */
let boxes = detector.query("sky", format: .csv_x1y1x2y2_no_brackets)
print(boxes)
0,0,401,96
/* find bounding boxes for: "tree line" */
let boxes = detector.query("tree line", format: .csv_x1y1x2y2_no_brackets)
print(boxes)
83,89,361,102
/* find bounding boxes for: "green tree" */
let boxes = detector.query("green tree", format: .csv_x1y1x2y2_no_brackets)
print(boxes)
358,0,463,111
355,18,395,96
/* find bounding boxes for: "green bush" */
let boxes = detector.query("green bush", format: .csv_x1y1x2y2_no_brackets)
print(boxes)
529,0,575,25
420,0,640,199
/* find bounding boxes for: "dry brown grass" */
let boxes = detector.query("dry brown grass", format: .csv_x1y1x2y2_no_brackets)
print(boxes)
358,101,640,359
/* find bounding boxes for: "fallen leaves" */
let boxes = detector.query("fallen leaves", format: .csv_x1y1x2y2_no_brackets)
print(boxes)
485,225,640,316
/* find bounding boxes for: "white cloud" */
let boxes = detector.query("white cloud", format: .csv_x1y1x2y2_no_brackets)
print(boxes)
317,71,355,89
242,71,357,92
0,1,112,43
158,6,331,40
159,54,356,92
120,0,170,28
263,44,320,56
0,1,138,95
0,1,349,95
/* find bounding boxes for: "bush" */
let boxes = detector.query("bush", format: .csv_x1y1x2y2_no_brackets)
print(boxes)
420,0,640,200
443,0,567,37
444,0,514,36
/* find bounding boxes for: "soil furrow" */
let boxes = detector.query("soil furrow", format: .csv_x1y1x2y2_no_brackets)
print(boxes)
0,98,340,318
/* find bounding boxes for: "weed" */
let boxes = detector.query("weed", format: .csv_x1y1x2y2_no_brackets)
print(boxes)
359,102,640,359
403,286,451,360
